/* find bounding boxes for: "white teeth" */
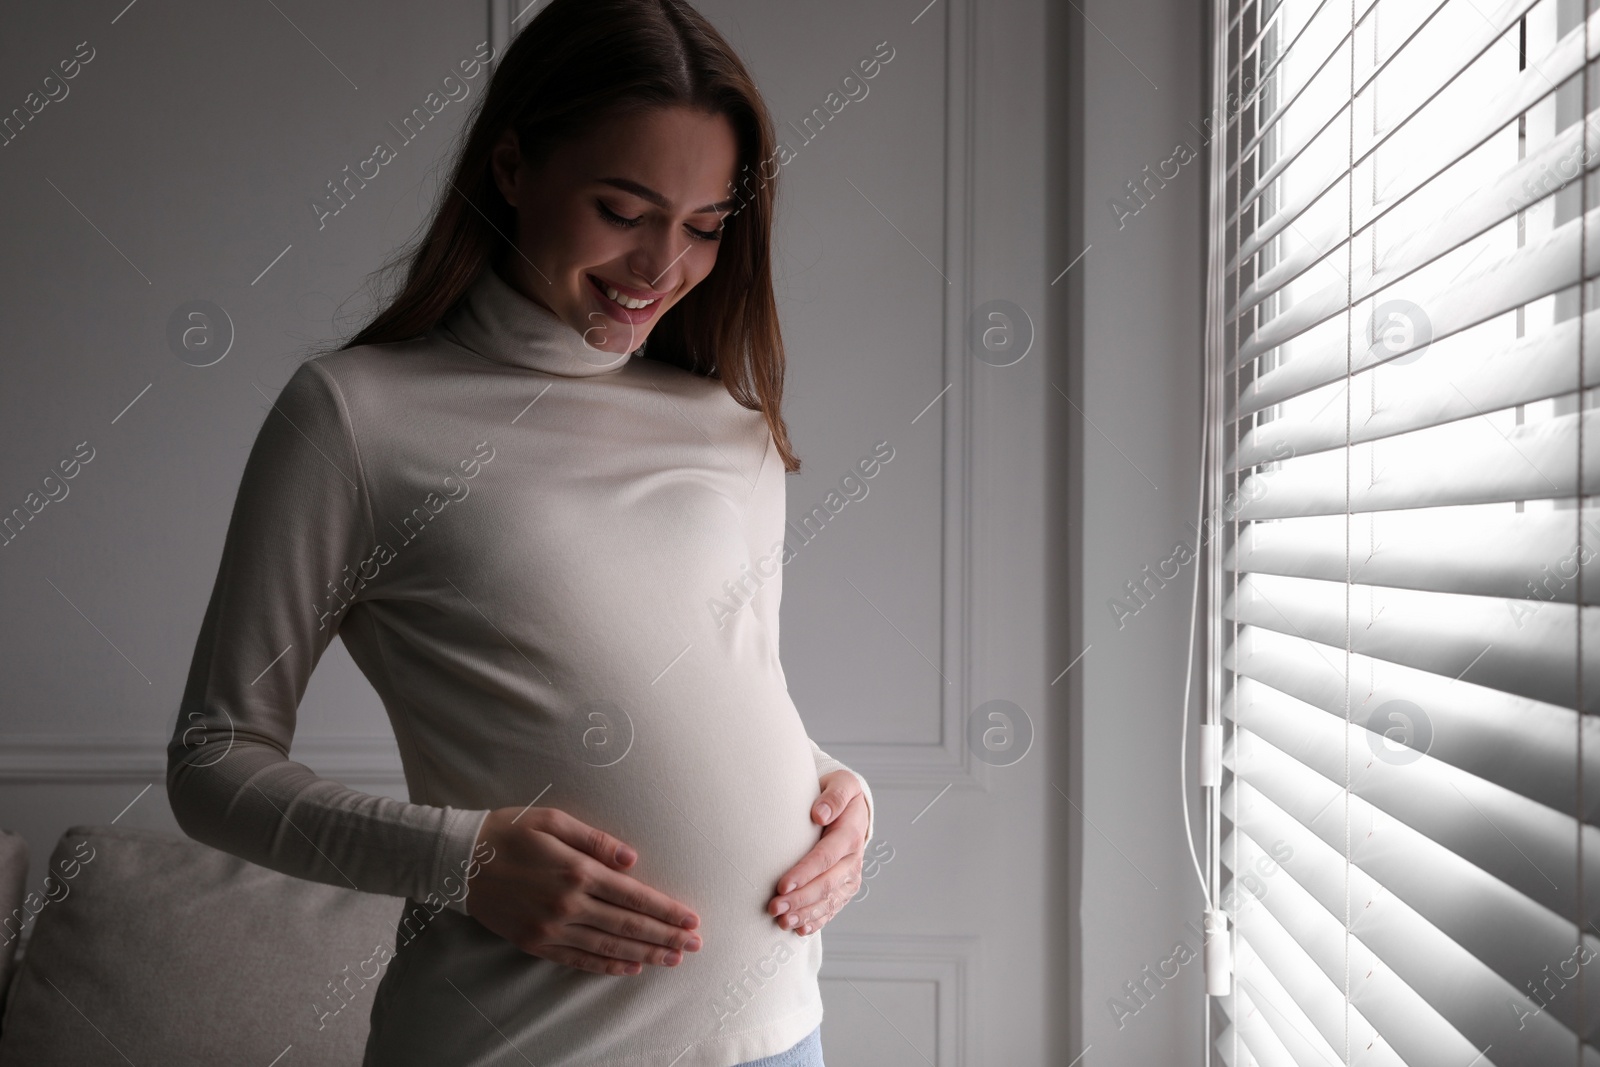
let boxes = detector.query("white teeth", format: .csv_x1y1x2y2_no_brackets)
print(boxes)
603,284,657,310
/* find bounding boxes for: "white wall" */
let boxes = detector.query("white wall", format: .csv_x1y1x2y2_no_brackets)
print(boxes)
1049,0,1212,1063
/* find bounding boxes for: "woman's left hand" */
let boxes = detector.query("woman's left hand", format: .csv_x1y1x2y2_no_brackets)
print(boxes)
768,770,869,935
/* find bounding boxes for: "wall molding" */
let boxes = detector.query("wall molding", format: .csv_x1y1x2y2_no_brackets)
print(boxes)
0,734,408,784
819,932,981,1067
0,732,998,790
807,0,983,795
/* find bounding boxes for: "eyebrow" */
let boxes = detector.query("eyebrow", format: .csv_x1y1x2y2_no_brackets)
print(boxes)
594,176,740,215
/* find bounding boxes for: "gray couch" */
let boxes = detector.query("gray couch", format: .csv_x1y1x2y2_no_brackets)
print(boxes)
0,824,408,1066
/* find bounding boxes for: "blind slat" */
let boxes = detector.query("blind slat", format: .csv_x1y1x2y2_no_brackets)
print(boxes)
1237,202,1596,374
1223,573,1591,711
1238,40,1355,220
1236,0,1351,166
1231,737,1597,1014
1228,947,1356,1062
1229,1,1582,265
1224,828,1488,1067
1220,986,1308,1067
1233,109,1596,327
1351,1,1581,219
1235,916,1404,1066
1226,625,1600,817
1235,409,1599,517
1226,774,1600,1053
1234,959,1351,1066
1224,509,1600,605
1232,311,1597,467
1228,678,1600,922
1237,0,1342,117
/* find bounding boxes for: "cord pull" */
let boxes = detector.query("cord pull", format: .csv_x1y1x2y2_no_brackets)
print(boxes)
1199,723,1223,788
1204,908,1233,996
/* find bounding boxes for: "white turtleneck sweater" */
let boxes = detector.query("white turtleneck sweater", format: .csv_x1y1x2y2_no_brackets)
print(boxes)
167,263,874,1067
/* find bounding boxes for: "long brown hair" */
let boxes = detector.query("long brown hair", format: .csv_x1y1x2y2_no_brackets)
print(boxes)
338,0,799,471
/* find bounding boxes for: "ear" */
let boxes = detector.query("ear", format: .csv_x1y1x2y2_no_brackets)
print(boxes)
489,128,523,207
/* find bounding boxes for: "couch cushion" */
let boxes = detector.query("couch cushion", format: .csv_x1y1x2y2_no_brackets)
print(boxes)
0,830,28,1026
0,824,405,1067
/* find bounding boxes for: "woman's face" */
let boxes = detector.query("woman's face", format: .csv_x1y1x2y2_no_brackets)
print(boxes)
490,105,740,355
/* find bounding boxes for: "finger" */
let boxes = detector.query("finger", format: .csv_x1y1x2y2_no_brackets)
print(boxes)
773,841,829,901
792,869,861,932
774,796,867,896
532,808,640,870
789,893,846,936
798,910,841,936
579,897,705,955
769,863,836,922
772,854,862,927
794,901,845,935
586,863,702,932
812,770,863,825
556,922,691,968
798,867,859,923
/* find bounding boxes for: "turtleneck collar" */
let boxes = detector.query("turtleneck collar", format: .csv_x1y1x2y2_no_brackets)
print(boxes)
437,263,635,378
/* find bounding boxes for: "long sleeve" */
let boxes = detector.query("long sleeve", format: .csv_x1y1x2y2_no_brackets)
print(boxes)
808,738,874,847
166,359,490,917
747,452,876,848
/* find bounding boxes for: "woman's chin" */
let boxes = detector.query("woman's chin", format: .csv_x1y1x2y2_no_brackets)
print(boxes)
585,327,649,354
582,337,639,357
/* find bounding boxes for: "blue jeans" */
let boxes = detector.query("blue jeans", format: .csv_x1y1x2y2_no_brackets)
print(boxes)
733,1025,825,1067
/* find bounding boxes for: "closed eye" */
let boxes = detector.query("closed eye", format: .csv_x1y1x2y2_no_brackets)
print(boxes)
596,200,642,228
596,200,722,242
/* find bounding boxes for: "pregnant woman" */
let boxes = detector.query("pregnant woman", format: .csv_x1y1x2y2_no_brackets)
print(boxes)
165,2,875,1064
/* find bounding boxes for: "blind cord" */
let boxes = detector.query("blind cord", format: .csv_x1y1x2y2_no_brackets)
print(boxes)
1180,376,1212,908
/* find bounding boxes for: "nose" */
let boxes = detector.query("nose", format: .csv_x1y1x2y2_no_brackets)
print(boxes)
626,227,689,293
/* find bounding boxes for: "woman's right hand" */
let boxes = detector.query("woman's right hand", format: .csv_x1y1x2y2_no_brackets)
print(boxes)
463,805,703,977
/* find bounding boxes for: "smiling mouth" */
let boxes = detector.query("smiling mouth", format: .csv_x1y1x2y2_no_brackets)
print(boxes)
587,274,662,311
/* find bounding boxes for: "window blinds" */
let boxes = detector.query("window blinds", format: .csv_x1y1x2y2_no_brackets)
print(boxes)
1206,0,1600,1065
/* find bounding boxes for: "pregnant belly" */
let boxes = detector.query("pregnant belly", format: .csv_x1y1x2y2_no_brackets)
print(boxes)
368,655,831,1062
491,666,826,957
